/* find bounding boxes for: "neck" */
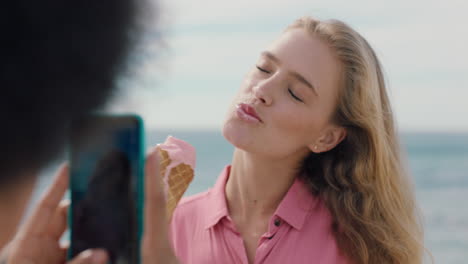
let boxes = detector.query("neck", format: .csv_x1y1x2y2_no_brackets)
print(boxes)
225,148,306,220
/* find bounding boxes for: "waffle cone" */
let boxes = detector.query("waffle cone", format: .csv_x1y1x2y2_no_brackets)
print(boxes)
157,148,194,219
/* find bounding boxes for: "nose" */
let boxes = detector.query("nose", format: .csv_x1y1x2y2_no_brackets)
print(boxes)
253,79,274,105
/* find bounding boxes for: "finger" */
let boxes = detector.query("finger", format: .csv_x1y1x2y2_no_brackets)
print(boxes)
22,163,69,236
67,249,108,264
47,199,70,240
61,240,70,250
54,245,69,264
143,147,168,246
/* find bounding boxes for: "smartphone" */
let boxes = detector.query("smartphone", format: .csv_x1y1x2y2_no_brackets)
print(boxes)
68,114,145,264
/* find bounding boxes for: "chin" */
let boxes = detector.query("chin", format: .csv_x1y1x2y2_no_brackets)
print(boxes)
222,117,256,152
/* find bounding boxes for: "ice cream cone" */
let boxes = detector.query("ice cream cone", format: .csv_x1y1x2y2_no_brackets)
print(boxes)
156,136,195,219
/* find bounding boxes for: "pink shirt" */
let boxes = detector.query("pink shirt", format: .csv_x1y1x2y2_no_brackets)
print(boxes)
169,166,350,264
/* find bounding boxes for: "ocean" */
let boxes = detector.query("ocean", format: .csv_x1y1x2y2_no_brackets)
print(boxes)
31,130,468,264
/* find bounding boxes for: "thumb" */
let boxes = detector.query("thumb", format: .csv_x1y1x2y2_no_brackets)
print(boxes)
67,249,108,264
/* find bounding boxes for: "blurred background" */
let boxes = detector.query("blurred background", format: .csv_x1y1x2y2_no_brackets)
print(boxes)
33,0,467,263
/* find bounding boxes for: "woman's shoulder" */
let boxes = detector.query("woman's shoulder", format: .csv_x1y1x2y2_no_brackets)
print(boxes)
169,189,214,247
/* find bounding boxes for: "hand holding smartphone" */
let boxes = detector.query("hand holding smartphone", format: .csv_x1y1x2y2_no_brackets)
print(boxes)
5,113,179,264
68,114,145,264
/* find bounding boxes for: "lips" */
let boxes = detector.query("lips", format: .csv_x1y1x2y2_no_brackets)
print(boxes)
236,103,262,123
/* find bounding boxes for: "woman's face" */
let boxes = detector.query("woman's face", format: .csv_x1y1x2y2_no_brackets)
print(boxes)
223,28,344,160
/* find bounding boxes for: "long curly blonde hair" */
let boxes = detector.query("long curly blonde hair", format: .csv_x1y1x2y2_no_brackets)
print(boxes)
291,17,426,263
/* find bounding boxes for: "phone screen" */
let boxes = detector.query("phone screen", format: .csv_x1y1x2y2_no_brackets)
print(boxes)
69,115,144,263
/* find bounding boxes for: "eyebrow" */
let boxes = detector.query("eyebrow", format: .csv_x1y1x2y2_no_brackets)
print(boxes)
261,51,319,96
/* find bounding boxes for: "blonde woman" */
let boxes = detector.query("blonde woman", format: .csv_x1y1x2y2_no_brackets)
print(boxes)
164,16,425,264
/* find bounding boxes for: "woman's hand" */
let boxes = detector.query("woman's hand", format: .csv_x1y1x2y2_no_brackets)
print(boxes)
4,147,180,264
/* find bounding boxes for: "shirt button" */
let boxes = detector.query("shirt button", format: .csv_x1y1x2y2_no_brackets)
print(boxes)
274,218,281,227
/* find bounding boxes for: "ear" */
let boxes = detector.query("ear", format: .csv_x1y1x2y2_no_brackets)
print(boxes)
308,126,347,153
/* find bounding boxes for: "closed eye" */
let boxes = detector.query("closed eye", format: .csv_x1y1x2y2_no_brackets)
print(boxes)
256,65,270,74
288,88,303,102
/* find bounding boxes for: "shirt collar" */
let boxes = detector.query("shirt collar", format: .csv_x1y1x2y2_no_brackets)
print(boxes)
273,176,319,230
204,165,319,231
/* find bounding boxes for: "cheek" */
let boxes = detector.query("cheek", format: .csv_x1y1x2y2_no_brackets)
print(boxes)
240,70,258,93
270,107,321,144
273,105,305,130
229,76,254,105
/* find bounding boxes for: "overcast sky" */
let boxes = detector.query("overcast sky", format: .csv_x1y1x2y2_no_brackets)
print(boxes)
109,0,468,132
